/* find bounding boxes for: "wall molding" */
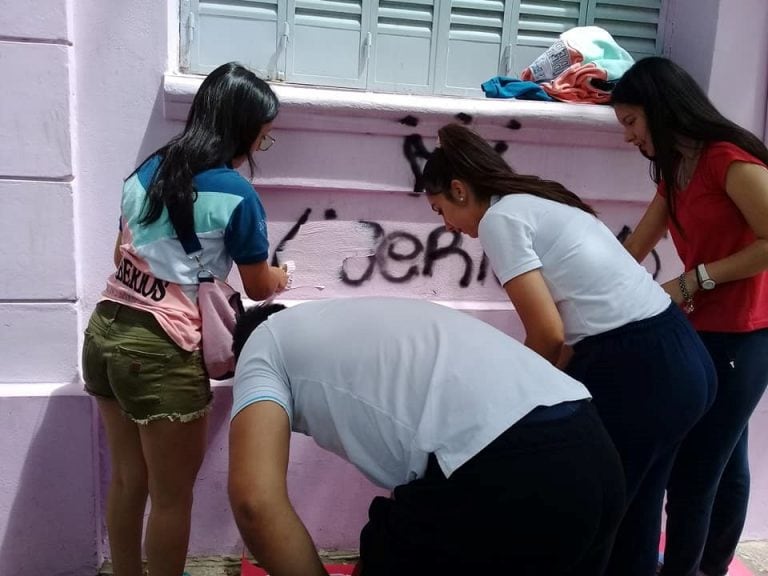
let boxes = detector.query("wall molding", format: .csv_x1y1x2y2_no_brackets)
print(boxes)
164,73,627,148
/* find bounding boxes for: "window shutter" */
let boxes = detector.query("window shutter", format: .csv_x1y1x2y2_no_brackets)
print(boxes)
182,0,667,97
186,0,284,78
585,0,663,59
512,0,586,74
285,0,370,89
368,0,438,94
435,0,513,97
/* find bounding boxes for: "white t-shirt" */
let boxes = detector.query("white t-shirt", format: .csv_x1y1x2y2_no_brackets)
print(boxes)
479,195,670,345
232,297,590,489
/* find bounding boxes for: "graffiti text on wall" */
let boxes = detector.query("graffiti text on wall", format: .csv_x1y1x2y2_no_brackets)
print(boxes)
272,209,660,289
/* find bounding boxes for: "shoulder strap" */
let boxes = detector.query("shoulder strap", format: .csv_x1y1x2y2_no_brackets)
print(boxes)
175,229,209,282
178,231,203,255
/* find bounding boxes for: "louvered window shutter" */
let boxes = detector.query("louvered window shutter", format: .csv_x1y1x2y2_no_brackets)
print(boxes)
512,0,586,75
184,0,285,78
368,0,438,94
285,0,370,89
435,0,513,97
585,0,663,59
182,0,666,96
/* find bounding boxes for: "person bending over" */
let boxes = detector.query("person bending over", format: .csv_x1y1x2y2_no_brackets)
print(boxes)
227,296,625,576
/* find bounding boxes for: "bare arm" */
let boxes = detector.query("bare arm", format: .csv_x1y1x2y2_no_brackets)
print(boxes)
113,232,122,267
700,162,768,284
238,261,289,301
229,402,328,576
503,269,565,365
623,194,669,263
659,162,768,304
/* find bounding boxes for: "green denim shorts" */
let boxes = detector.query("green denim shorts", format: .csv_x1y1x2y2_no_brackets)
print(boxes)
82,301,212,424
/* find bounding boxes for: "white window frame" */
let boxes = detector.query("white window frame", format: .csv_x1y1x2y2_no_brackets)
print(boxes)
179,0,666,98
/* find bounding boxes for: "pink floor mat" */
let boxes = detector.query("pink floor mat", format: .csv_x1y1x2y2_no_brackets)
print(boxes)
241,558,356,576
659,533,753,575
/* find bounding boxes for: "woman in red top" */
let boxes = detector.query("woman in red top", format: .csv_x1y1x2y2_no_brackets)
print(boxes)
612,57,768,576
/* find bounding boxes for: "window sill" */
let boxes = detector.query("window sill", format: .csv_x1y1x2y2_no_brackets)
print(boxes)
164,74,626,148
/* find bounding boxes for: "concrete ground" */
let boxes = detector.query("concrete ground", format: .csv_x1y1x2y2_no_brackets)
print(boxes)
738,541,768,575
98,544,768,575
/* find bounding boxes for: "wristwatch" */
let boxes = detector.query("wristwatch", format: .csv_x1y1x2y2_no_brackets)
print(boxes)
696,264,716,290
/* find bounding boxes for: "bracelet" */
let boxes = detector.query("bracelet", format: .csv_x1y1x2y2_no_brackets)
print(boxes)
679,272,695,314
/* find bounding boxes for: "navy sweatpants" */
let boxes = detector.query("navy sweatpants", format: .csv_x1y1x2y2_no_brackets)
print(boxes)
661,328,768,576
567,303,716,576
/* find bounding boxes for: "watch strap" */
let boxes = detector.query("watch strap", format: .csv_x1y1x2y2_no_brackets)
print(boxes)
696,263,715,290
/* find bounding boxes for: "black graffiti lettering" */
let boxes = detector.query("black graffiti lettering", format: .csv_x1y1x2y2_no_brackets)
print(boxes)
616,225,631,243
424,227,473,287
271,208,312,266
649,250,661,279
272,206,663,290
477,253,490,284
340,221,384,286
455,113,473,125
378,231,423,283
403,134,432,194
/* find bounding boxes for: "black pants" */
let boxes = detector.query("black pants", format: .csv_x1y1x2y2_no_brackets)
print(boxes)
567,303,716,576
358,402,626,576
662,329,768,576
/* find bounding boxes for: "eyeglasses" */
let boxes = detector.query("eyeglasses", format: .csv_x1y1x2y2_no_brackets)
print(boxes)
258,134,276,152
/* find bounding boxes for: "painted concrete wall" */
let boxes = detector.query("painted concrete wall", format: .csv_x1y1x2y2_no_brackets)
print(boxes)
706,0,768,138
1,0,768,574
0,1,100,574
664,0,721,90
665,0,768,140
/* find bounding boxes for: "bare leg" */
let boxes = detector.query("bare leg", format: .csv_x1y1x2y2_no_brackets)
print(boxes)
98,399,148,576
141,415,208,576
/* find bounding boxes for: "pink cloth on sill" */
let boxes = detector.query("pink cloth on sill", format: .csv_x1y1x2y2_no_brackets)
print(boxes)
520,26,634,104
540,62,613,104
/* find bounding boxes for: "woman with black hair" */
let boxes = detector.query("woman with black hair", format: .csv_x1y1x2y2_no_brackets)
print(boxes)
81,62,288,576
613,56,768,576
421,123,715,576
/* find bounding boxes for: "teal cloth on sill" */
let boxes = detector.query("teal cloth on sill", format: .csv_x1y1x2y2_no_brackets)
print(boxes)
481,77,554,101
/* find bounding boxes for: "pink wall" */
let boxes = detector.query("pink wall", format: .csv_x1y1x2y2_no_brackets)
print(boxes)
1,0,768,573
707,0,768,138
0,1,100,574
666,0,768,139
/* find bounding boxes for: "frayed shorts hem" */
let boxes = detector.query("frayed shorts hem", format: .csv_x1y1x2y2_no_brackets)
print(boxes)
86,388,213,425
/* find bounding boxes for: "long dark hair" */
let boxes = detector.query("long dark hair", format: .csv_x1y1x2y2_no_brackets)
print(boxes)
611,56,768,231
422,124,596,216
139,62,279,242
